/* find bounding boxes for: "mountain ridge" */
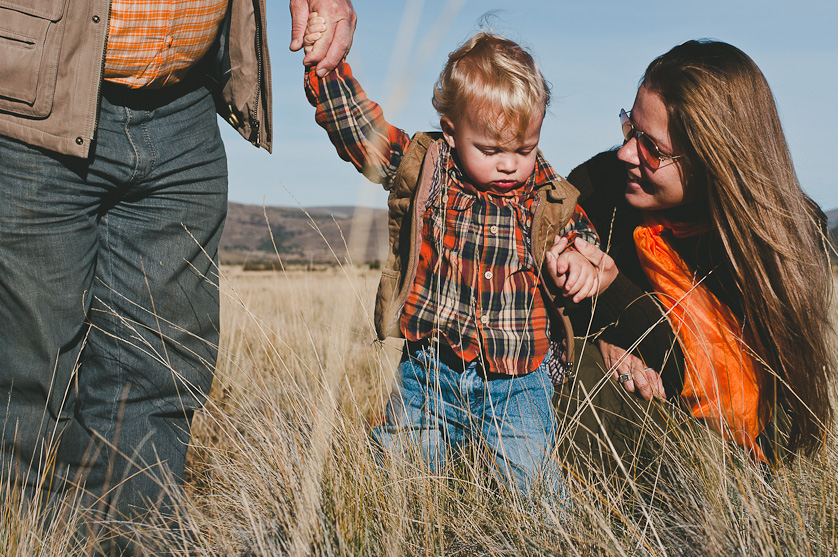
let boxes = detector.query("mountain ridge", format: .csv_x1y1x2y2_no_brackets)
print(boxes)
221,201,838,267
220,201,389,266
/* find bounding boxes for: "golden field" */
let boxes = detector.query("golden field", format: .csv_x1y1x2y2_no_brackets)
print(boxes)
3,265,838,555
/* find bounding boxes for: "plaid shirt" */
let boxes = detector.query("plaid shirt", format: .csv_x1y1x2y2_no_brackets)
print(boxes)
104,0,229,88
306,62,598,375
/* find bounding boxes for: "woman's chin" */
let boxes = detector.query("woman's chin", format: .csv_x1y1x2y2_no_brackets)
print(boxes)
624,187,654,210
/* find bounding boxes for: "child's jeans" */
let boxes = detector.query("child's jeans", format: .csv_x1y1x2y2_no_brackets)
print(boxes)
372,339,566,505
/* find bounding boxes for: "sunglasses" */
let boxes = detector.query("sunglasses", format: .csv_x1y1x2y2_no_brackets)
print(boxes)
620,109,682,170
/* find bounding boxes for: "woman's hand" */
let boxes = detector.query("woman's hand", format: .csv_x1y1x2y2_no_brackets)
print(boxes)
597,339,666,401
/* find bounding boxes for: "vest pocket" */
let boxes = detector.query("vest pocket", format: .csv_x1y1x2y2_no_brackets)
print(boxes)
374,268,402,339
0,0,68,117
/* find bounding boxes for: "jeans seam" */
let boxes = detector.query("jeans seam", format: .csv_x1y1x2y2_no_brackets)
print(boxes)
141,121,157,176
123,107,140,184
100,214,123,447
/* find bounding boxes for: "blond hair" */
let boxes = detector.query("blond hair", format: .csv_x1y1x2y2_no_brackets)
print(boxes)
432,33,549,140
643,40,834,457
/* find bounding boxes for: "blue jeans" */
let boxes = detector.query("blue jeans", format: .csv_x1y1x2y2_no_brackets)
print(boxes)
373,341,566,504
0,81,227,521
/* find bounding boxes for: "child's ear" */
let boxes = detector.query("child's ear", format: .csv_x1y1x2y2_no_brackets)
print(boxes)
440,117,457,149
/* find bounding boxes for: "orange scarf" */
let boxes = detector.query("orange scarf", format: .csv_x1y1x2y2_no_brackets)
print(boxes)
634,214,768,463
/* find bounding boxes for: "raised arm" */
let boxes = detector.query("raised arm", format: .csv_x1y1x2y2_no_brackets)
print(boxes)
304,62,411,188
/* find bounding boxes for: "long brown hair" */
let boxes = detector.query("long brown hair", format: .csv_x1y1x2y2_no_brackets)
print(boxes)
643,40,833,457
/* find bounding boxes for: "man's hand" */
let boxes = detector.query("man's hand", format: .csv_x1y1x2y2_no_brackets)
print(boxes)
290,0,356,76
597,339,666,401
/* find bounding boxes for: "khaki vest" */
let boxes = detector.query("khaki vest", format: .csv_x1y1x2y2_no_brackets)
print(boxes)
373,132,580,365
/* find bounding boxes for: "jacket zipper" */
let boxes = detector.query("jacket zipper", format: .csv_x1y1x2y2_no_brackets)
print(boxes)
90,0,112,150
250,0,265,143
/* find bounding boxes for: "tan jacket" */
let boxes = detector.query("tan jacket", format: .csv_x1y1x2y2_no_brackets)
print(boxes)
373,132,580,365
0,0,272,158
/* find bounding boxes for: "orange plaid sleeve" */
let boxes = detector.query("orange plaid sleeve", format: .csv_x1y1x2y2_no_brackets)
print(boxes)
104,0,229,89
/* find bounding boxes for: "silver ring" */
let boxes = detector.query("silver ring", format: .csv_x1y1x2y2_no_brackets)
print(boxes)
618,373,631,384
643,367,654,373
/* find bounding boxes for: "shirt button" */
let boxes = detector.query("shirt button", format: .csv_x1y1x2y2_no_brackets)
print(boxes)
480,314,490,325
442,194,449,203
526,218,532,227
165,35,174,48
484,270,493,280
490,225,498,234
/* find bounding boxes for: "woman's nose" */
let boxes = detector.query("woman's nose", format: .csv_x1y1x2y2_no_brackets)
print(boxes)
617,136,640,166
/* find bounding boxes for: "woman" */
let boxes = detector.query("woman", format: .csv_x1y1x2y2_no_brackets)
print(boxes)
553,40,834,469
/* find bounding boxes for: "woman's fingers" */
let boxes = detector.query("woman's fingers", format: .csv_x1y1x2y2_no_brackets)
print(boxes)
631,367,654,401
598,340,666,401
628,366,666,401
573,236,602,264
574,237,618,292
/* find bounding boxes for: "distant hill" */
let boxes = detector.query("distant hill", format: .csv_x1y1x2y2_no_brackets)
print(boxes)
220,202,388,266
220,202,838,267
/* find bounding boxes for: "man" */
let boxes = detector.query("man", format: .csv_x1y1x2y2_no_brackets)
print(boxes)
0,0,354,531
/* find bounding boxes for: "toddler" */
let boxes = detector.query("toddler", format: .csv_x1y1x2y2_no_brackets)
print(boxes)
304,14,606,503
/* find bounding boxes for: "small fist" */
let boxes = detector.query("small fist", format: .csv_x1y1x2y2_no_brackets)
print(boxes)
303,12,327,54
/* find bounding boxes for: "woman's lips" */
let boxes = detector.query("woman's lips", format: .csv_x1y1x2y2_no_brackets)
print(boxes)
625,174,645,193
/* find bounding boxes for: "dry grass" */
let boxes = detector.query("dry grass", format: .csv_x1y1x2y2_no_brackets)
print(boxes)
3,265,838,555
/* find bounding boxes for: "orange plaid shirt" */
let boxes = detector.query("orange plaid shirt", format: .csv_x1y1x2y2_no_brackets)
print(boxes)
104,0,229,88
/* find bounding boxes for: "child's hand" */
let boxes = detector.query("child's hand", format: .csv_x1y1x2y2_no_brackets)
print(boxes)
545,236,617,303
303,12,328,56
554,248,598,303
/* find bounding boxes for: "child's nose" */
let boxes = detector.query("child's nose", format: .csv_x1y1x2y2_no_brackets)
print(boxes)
497,154,516,172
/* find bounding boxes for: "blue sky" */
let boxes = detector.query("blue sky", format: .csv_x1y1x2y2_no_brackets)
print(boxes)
221,0,838,212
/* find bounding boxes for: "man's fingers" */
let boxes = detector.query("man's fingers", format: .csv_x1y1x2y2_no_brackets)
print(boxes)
313,18,355,74
289,0,310,51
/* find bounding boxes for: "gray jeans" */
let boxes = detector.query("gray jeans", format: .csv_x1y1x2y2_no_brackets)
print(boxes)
0,82,227,522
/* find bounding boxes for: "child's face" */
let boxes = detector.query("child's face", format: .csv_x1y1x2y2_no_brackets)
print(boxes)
441,109,543,193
